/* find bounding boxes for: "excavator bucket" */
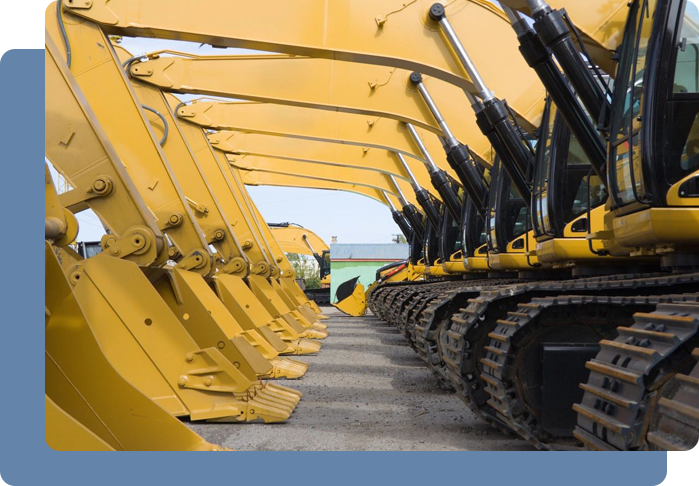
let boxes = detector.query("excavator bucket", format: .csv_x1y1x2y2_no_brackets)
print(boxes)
332,277,367,317
277,275,327,318
152,268,308,380
64,252,299,423
248,274,328,339
45,243,225,450
214,273,322,355
269,277,329,336
45,396,115,451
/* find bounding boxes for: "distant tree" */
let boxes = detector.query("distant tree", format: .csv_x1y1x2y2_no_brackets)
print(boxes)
287,253,321,289
392,234,407,244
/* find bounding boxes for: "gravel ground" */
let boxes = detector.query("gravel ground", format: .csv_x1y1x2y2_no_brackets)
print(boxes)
189,307,534,451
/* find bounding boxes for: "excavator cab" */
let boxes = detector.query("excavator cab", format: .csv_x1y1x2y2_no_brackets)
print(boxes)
607,0,699,265
532,98,614,265
434,181,474,276
439,195,465,274
485,157,536,272
408,223,425,270
319,250,331,280
461,195,488,271
424,205,445,276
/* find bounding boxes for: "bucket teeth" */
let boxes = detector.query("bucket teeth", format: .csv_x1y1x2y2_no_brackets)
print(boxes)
279,339,322,355
317,314,330,320
237,396,293,423
244,388,296,423
313,322,329,331
301,328,329,340
266,382,304,401
265,357,309,379
255,383,301,410
205,384,300,423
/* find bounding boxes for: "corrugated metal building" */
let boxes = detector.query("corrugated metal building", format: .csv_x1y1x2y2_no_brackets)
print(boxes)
330,243,409,302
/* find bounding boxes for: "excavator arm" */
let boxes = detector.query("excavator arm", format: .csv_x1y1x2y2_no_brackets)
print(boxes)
269,224,330,258
241,171,401,206
45,35,166,269
47,13,217,276
188,101,469,176
181,102,465,222
63,0,545,126
123,57,255,276
225,154,422,208
129,51,539,146
182,101,437,163
206,129,442,191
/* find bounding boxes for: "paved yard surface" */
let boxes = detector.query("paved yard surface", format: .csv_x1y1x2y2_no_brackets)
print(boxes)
189,307,534,451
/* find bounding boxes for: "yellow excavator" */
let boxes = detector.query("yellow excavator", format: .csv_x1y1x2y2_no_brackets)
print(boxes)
268,223,332,301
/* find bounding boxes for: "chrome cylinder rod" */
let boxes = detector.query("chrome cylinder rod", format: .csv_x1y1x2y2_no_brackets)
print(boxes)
405,123,439,173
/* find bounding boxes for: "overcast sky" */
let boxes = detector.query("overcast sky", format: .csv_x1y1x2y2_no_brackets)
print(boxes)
66,36,400,246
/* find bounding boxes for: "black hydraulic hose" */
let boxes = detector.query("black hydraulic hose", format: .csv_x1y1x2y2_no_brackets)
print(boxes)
392,210,414,241
429,170,462,222
122,54,148,71
415,190,442,229
504,100,536,159
402,204,425,241
141,105,169,146
473,104,530,208
562,12,612,100
120,53,170,147
480,99,532,205
57,0,72,67
446,145,488,211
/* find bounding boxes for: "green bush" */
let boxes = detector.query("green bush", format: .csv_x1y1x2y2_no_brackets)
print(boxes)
287,253,321,289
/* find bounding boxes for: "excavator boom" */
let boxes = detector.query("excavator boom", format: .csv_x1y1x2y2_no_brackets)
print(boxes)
241,171,400,206
130,51,539,145
65,0,545,126
226,154,422,208
269,225,330,257
207,129,443,190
